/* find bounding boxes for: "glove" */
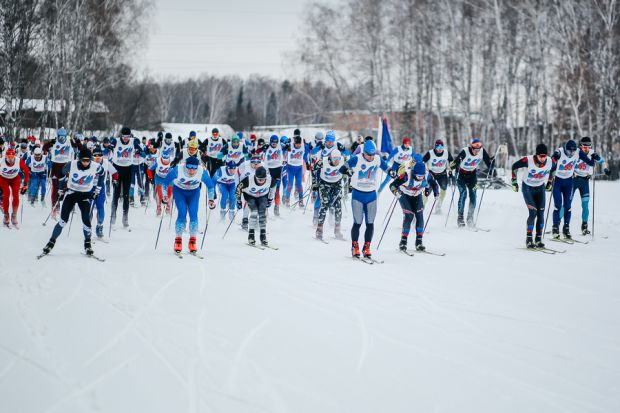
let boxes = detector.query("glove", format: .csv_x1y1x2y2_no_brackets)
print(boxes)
511,180,519,192
162,196,169,205
433,190,439,197
267,198,272,208
20,186,27,195
58,190,65,202
545,181,553,192
604,168,610,176
312,182,319,192
390,185,401,198
389,170,397,178
112,172,119,181
448,170,454,179
424,187,431,197
591,152,601,162
208,200,215,209
236,200,242,210
91,188,100,199
346,169,354,177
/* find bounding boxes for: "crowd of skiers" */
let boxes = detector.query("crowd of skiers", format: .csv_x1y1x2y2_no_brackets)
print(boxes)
0,127,610,261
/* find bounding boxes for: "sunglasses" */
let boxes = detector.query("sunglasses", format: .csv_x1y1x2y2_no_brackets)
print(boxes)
81,158,91,162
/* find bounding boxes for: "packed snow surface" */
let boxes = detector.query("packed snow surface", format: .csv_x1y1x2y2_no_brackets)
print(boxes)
1,182,619,412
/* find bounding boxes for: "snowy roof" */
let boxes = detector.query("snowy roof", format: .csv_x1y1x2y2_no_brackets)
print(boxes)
0,98,108,114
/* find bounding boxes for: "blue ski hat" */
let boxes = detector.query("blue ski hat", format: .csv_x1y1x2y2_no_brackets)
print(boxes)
413,162,426,176
161,151,170,160
270,135,279,144
363,140,376,156
236,131,244,139
413,153,423,163
57,127,67,139
226,160,237,169
189,130,196,138
280,136,289,144
325,131,336,142
185,156,200,168
565,139,577,153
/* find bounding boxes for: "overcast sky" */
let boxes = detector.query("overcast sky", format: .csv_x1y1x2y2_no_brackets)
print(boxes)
135,0,319,80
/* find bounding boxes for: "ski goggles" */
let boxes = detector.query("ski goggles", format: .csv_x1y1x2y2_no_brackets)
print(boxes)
471,142,482,150
435,144,445,150
566,149,576,156
413,174,425,181
5,154,15,161
185,163,198,170
80,157,92,163
250,158,262,164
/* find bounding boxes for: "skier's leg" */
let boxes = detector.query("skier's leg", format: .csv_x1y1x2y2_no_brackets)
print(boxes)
187,188,200,237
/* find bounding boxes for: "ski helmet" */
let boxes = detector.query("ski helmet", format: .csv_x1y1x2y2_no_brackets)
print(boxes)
564,139,577,153
255,166,267,179
413,162,426,177
535,143,548,155
579,136,592,147
363,140,376,156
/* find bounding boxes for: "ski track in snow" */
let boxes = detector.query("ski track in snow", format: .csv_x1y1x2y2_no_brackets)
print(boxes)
1,182,620,412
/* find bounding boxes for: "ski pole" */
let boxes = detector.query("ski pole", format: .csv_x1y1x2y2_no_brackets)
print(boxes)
591,163,596,240
20,193,24,224
222,203,244,240
154,200,167,250
423,196,437,233
200,193,213,250
382,196,398,228
376,195,399,251
542,178,556,240
168,201,175,229
445,170,458,227
67,206,75,237
42,198,61,226
474,146,501,226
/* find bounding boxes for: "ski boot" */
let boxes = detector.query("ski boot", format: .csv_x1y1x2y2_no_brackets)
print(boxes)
30,198,35,206
351,241,360,258
10,213,18,227
140,194,146,206
166,203,171,215
248,229,256,245
526,234,535,249
156,204,162,216
283,197,290,208
315,224,323,240
457,214,465,228
220,210,227,221
130,199,135,207
274,205,280,217
415,238,426,252
399,235,408,252
551,225,560,240
581,222,590,236
362,242,372,259
188,236,197,253
562,224,572,240
84,240,94,256
535,234,545,249
260,229,268,247
41,200,46,208
298,197,304,208
466,215,475,228
122,212,129,228
229,210,235,221
42,239,55,254
241,217,249,231
96,224,104,238
334,224,344,240
3,214,9,228
174,236,182,253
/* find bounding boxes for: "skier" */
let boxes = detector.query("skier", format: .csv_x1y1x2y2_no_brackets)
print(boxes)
129,144,146,206
280,136,291,206
201,128,226,177
143,141,158,202
313,149,345,240
342,140,393,259
286,135,309,207
156,132,181,167
389,161,439,252
92,146,116,238
550,139,595,240
220,135,248,167
238,154,264,230
511,143,554,249
263,135,289,216
572,136,610,235
43,127,81,218
422,139,454,214
40,148,104,257
110,127,142,228
450,139,494,227
0,148,29,227
26,147,50,206
149,152,174,216
161,156,216,254
378,136,414,193
179,139,201,164
214,158,240,221
235,166,274,246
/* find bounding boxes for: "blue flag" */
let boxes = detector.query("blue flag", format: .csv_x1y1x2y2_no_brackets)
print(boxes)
380,117,393,155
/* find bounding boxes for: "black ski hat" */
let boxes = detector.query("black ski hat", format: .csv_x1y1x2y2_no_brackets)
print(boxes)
157,131,163,139
165,132,173,140
255,166,267,179
294,136,302,145
92,145,103,156
293,128,301,137
79,148,92,159
212,128,219,134
579,136,592,147
535,143,548,155
120,126,131,136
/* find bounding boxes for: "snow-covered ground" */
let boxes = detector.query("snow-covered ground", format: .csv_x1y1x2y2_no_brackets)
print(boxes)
1,182,619,412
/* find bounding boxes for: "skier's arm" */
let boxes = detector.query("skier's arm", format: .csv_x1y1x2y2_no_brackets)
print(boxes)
19,158,30,186
578,150,596,166
59,163,72,191
162,167,178,187
482,149,494,169
450,150,466,169
200,170,216,200
235,177,249,207
511,157,528,181
421,151,431,163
